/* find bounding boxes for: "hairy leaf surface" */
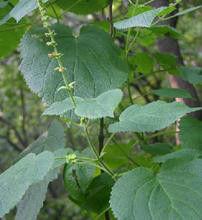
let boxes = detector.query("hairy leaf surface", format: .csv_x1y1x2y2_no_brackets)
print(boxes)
43,89,123,119
15,169,58,220
110,158,202,220
1,0,48,23
109,101,201,133
19,120,65,159
154,149,200,163
0,151,54,217
114,7,165,30
20,25,128,104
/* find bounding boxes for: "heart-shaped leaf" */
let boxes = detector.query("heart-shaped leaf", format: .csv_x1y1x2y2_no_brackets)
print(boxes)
20,25,128,104
110,158,202,220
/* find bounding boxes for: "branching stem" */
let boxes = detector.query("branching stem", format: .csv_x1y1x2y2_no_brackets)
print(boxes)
84,124,114,177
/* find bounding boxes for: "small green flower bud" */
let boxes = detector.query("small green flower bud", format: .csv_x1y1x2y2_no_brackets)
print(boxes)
66,154,77,164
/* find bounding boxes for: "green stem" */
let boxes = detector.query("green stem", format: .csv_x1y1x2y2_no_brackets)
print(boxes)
125,29,139,104
127,29,140,52
99,118,105,154
84,125,100,159
144,0,155,5
100,133,115,156
127,78,134,104
109,0,114,37
84,124,114,177
36,0,76,106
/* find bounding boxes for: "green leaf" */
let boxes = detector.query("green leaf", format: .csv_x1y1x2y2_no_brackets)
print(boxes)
19,120,65,159
155,52,177,70
0,3,28,58
110,158,202,220
133,154,158,169
153,88,192,99
136,29,156,46
63,148,96,207
83,173,114,213
0,2,8,8
133,52,154,74
142,143,173,156
75,89,123,119
157,5,176,17
149,25,181,39
43,89,123,119
20,25,128,104
114,7,166,30
180,117,202,151
0,21,27,58
14,121,68,220
43,97,78,116
1,0,48,23
179,66,202,85
0,151,54,217
15,169,58,220
154,149,200,163
56,0,109,15
109,101,201,133
103,143,134,170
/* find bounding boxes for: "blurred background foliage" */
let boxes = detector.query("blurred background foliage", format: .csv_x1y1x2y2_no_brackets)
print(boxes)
0,0,201,219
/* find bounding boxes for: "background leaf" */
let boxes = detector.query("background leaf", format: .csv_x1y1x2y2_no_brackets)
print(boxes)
133,52,154,74
180,117,202,151
153,88,192,99
82,173,114,213
1,0,48,23
114,7,166,30
179,66,202,85
141,143,173,156
0,2,28,58
56,0,109,15
103,143,134,170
